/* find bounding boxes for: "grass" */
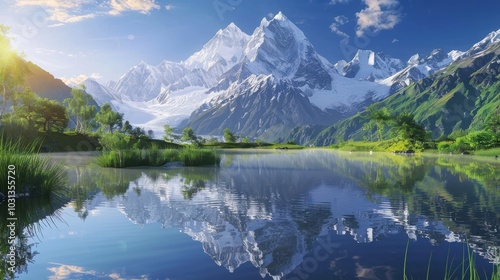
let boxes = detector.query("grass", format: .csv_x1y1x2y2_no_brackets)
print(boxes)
95,148,221,168
403,240,500,280
202,142,305,149
0,136,66,198
180,148,221,166
474,148,500,157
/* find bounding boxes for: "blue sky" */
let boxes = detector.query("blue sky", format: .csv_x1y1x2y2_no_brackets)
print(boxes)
1,0,499,85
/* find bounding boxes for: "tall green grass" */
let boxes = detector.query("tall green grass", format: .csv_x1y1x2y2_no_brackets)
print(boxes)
95,148,220,168
404,240,500,280
0,136,66,198
180,148,221,166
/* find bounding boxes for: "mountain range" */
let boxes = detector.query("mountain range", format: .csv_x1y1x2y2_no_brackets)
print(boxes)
80,12,499,142
291,29,500,146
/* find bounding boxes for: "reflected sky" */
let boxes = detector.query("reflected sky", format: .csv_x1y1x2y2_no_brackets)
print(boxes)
9,150,500,279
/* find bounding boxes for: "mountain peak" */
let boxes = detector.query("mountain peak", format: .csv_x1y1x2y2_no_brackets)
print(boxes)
274,11,286,21
183,22,250,73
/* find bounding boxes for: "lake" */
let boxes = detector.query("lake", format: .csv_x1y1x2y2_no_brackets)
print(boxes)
2,150,499,279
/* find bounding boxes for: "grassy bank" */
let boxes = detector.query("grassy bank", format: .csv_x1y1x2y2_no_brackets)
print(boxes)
0,137,66,198
202,142,305,149
96,147,221,168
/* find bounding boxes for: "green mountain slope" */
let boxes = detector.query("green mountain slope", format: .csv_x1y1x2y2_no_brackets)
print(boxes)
307,43,500,146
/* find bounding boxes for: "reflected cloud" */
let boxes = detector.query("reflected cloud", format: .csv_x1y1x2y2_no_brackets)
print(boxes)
47,263,150,280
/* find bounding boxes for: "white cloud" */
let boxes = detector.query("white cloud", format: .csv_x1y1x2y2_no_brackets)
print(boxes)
15,0,161,23
60,73,102,86
356,0,401,37
330,15,350,41
165,4,174,11
108,0,160,16
392,38,399,43
16,0,91,9
330,0,352,4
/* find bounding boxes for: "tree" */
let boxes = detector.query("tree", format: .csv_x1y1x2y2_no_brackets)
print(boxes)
392,112,426,143
181,127,197,142
130,126,145,138
147,129,155,139
8,89,38,129
486,106,500,135
163,124,174,142
223,128,236,142
241,137,251,143
34,98,68,132
63,86,96,134
0,25,29,122
122,120,133,135
95,103,123,132
98,132,131,167
365,104,392,141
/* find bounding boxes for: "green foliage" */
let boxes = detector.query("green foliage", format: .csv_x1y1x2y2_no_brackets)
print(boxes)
392,112,427,143
179,148,221,166
96,147,220,168
63,86,97,134
98,132,130,152
163,124,174,142
181,127,197,142
0,136,66,198
0,25,29,121
241,137,251,143
223,128,236,142
95,103,123,132
122,120,133,135
4,93,69,132
485,105,500,134
448,129,468,140
33,98,68,132
364,104,392,141
465,131,496,150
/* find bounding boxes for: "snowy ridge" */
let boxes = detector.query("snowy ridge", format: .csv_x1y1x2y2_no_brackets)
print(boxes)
82,12,500,139
379,49,465,93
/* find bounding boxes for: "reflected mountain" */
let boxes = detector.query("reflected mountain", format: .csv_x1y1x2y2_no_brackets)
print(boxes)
63,150,499,278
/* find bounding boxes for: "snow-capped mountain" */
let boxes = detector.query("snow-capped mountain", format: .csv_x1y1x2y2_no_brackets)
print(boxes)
337,50,405,81
183,22,251,77
463,28,500,57
82,11,499,140
380,48,464,93
82,78,124,110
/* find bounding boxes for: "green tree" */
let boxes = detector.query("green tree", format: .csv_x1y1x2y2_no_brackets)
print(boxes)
8,89,38,129
0,25,29,122
486,106,500,135
392,112,426,143
98,132,131,167
241,137,251,143
95,103,123,132
163,124,174,142
34,98,68,132
223,128,236,142
122,120,133,135
181,127,197,142
63,86,97,134
364,104,392,141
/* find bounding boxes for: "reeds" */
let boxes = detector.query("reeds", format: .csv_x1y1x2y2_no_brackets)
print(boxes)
0,136,66,198
403,240,500,280
95,147,220,168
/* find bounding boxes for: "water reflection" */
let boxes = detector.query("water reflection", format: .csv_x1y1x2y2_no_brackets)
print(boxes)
0,187,68,279
7,150,500,279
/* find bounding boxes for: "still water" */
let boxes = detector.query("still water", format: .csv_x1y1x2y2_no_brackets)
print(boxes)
2,150,499,279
